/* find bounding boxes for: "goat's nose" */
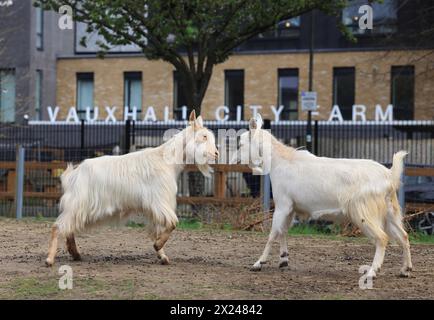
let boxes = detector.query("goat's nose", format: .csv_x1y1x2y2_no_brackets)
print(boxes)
215,150,219,157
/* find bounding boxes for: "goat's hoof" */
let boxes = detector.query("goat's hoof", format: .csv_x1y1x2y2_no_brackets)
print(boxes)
72,255,82,262
160,256,170,265
153,244,161,252
366,270,377,279
279,260,288,268
45,259,54,267
399,267,412,278
250,263,262,272
399,271,410,278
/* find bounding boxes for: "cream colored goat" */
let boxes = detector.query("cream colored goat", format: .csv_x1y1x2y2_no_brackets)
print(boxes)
45,111,218,267
241,114,412,278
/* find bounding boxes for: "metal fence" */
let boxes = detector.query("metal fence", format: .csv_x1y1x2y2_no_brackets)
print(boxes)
2,120,433,164
0,120,433,218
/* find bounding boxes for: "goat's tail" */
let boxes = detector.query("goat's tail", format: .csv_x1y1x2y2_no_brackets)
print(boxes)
57,163,80,236
60,163,76,191
391,151,408,190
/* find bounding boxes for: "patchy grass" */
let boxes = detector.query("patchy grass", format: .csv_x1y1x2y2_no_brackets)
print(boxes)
4,277,61,299
177,219,203,230
409,232,434,244
127,219,204,230
3,216,433,244
0,276,132,300
126,217,434,244
288,224,330,236
125,221,146,228
0,216,56,224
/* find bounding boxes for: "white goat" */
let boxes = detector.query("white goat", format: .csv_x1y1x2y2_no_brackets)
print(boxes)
240,114,412,278
46,111,218,266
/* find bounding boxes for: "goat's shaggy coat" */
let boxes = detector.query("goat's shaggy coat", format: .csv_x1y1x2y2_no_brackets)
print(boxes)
243,115,412,278
45,111,218,266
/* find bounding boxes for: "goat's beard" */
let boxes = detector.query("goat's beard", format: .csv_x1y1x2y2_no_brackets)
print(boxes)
248,158,264,175
249,163,264,175
197,163,213,178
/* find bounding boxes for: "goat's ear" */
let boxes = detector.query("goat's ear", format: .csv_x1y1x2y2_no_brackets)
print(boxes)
189,110,197,123
249,118,257,130
255,113,263,129
196,115,204,128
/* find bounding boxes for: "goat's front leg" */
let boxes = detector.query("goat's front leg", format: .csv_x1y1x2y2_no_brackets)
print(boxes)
251,230,277,271
46,225,59,267
153,226,175,265
251,203,293,271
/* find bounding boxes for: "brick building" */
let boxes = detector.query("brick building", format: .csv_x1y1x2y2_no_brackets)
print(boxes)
2,0,434,123
56,49,434,122
0,0,74,123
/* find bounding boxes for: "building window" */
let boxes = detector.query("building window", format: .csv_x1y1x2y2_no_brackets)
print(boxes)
278,69,299,120
333,67,355,120
173,71,189,120
0,69,16,122
36,7,44,50
391,66,415,120
124,72,142,114
342,0,397,35
76,73,94,119
258,16,301,39
224,70,244,121
35,70,43,120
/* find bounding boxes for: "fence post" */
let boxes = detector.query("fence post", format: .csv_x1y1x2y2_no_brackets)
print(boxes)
398,167,405,216
80,119,85,160
262,174,271,212
125,119,131,154
214,169,226,199
313,120,319,155
15,145,25,220
132,120,136,147
262,119,271,227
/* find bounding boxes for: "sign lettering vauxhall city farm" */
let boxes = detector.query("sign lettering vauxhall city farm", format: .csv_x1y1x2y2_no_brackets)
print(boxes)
39,103,394,123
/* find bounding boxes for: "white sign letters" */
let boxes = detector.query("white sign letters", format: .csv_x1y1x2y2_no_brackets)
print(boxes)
43,104,394,123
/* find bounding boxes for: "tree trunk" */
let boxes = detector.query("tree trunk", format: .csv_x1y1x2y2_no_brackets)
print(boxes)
180,66,214,210
178,54,214,116
186,78,206,200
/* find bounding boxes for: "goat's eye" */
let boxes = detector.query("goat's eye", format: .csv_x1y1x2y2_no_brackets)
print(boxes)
203,135,207,141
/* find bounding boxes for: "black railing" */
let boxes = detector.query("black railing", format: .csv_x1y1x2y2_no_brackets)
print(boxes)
0,120,433,218
0,120,433,165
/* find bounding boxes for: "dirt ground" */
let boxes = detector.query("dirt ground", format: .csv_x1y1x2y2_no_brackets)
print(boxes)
0,218,433,300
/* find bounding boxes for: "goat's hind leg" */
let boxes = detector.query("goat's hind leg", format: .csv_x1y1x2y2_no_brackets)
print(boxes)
351,213,388,278
153,225,175,265
388,221,412,277
386,196,412,277
66,234,81,261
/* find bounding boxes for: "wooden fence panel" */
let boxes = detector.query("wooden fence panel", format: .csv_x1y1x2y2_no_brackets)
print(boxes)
0,162,432,214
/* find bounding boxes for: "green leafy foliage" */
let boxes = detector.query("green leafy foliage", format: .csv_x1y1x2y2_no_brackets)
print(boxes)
35,0,351,112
